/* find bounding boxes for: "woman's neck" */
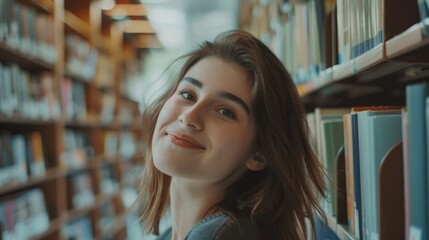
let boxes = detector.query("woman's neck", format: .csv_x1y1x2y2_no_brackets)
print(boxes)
169,178,225,240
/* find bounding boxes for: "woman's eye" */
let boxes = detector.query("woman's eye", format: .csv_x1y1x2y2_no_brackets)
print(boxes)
218,109,236,119
180,91,195,101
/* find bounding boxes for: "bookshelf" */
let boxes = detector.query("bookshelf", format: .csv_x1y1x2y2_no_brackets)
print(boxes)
241,0,428,239
0,0,156,239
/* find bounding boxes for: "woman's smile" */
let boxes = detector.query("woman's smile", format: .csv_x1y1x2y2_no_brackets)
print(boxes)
166,132,205,150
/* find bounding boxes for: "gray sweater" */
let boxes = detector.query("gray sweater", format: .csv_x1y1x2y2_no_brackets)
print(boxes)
156,212,262,240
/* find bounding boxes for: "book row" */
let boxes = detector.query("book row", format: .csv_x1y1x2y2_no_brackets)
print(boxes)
0,188,49,240
244,0,421,85
0,63,60,119
0,0,56,64
0,131,45,187
309,82,429,240
65,34,115,87
0,59,138,128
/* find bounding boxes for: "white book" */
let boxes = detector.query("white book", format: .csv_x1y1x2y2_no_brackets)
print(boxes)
11,134,28,182
27,189,50,236
375,0,384,46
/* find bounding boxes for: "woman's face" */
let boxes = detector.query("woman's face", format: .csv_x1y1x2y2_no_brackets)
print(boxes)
152,57,258,184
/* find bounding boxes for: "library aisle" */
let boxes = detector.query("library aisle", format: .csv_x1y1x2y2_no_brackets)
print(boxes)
0,0,158,239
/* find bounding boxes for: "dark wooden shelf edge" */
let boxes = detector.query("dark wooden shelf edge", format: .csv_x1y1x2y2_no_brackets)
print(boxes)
300,19,429,109
0,42,55,71
62,154,120,176
0,117,57,125
62,192,118,222
0,169,61,195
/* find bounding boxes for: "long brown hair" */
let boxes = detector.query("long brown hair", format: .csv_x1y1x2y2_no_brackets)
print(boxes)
137,30,326,239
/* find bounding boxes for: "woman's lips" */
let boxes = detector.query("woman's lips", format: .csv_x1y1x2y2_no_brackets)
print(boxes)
167,133,205,150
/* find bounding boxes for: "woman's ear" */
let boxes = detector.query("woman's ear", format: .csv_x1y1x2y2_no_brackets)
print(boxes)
245,152,267,171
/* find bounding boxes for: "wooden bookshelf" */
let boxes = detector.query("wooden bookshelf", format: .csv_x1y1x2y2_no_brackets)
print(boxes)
0,0,153,239
241,0,427,239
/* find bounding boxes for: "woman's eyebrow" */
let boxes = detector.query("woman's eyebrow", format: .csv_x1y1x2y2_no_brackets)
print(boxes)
181,77,202,88
217,91,250,115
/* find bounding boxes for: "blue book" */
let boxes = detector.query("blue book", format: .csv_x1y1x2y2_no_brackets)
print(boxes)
351,113,362,239
418,0,429,22
315,215,340,240
406,83,429,240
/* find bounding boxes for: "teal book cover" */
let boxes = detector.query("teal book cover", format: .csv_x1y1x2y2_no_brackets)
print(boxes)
357,110,401,240
367,114,402,239
406,82,429,240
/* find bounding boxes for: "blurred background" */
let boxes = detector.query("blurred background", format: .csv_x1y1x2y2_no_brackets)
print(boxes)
1,0,428,239
136,0,240,106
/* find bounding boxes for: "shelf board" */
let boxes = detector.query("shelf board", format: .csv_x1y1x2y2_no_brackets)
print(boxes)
332,61,353,81
63,192,116,223
0,42,55,71
120,124,143,132
16,0,54,13
0,169,60,195
65,120,99,128
0,116,56,125
386,22,424,58
353,43,384,73
65,71,116,94
299,19,429,109
298,68,334,97
64,10,90,40
63,204,94,223
62,154,119,175
65,119,119,130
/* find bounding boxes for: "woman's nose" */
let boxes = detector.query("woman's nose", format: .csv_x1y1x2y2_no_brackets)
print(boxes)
177,107,203,130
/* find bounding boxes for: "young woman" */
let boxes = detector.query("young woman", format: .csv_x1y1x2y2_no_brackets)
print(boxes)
137,30,326,240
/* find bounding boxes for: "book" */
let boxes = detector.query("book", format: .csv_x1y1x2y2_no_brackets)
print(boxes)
0,132,14,186
10,134,28,182
406,83,429,240
418,0,429,21
335,145,347,225
343,113,355,233
351,113,362,239
357,110,402,239
69,172,95,209
100,164,119,195
104,131,118,159
0,188,49,239
62,216,93,240
402,109,410,240
321,118,344,217
28,132,46,176
314,108,350,161
98,202,116,236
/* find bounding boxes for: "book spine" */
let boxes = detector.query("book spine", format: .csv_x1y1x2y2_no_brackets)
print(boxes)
406,83,429,240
